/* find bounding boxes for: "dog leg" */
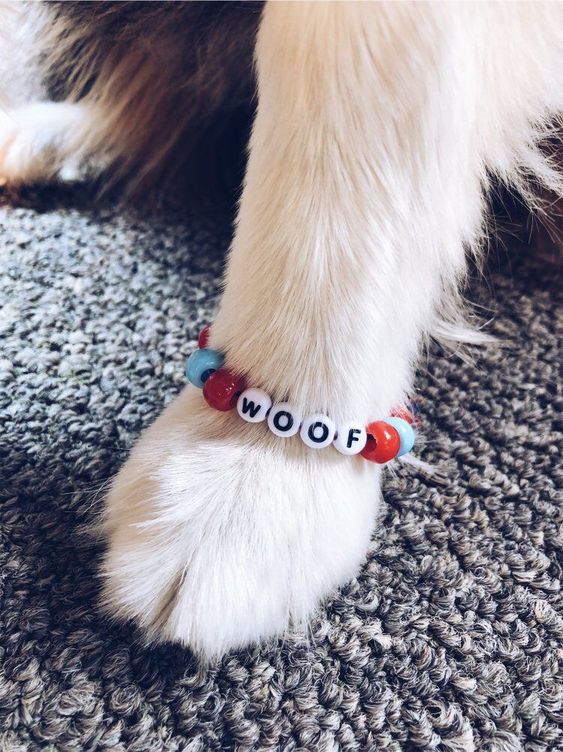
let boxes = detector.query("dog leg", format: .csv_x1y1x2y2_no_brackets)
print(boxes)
0,2,90,184
103,2,563,658
0,101,93,184
0,2,258,190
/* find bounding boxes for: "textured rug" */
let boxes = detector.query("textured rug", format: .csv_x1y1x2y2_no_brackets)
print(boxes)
0,187,561,752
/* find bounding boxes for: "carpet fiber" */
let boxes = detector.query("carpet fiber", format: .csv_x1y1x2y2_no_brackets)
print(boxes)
0,188,561,751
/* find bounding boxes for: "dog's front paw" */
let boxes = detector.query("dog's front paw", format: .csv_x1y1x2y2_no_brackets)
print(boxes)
102,387,381,658
0,102,87,185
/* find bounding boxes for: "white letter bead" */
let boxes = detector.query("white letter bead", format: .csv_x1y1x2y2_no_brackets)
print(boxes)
333,422,367,455
300,414,336,449
236,388,272,423
267,403,302,437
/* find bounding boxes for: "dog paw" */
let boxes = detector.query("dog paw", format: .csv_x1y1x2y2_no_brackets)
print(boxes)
0,102,87,185
101,387,382,658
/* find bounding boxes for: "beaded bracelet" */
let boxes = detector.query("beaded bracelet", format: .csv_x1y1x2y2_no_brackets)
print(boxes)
185,326,416,464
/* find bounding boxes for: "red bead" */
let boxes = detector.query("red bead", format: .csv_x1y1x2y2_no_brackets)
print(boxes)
203,368,247,411
390,406,415,425
198,326,211,349
360,421,401,463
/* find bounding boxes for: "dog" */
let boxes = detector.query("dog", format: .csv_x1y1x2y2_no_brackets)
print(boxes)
1,1,561,659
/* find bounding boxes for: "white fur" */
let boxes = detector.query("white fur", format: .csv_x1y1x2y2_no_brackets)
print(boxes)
0,0,45,108
2,2,563,658
0,102,89,183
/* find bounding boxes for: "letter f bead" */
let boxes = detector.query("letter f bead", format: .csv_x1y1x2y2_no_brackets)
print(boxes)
333,422,367,455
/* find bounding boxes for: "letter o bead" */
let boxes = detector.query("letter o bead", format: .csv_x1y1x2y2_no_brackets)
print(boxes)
267,403,302,438
300,414,336,449
236,388,272,423
185,348,225,388
333,422,367,455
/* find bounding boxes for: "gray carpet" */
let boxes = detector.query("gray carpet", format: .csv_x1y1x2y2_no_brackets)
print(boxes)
0,187,561,752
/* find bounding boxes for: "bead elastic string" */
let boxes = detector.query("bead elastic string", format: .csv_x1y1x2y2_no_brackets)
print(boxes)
185,326,417,463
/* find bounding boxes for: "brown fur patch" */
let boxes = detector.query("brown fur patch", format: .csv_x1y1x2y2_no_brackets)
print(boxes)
44,1,263,195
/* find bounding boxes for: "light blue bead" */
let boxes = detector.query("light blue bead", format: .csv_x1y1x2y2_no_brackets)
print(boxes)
185,348,225,388
386,417,415,457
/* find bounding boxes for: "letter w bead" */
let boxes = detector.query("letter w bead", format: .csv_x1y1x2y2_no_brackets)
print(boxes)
236,388,272,423
241,398,261,418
